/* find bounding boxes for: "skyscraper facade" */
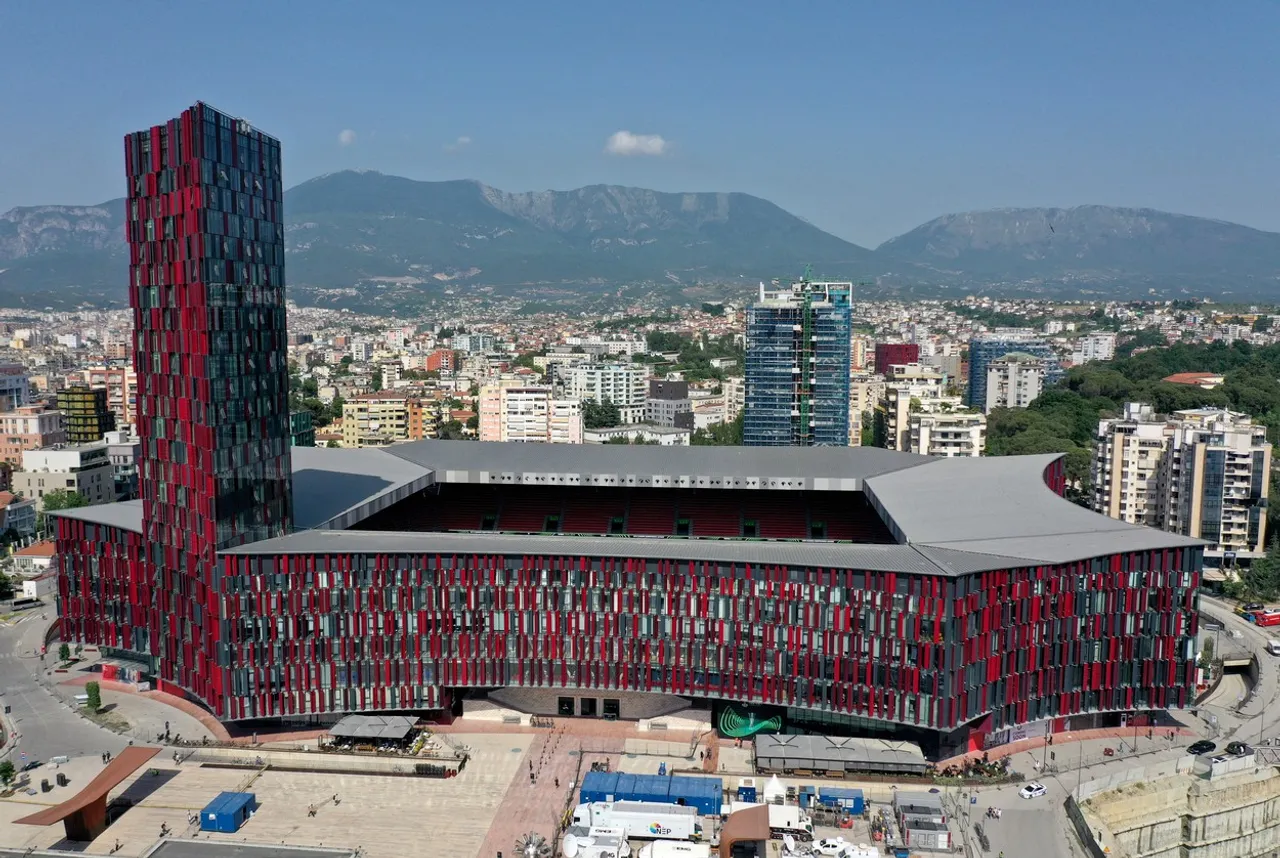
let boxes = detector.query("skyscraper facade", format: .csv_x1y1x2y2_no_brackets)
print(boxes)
744,276,852,446
873,342,920,374
967,329,1061,408
124,102,292,704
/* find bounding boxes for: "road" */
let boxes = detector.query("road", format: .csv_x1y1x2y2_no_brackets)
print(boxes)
0,610,127,764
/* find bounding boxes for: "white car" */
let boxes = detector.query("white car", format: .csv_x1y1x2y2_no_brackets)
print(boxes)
813,838,850,856
1019,782,1047,799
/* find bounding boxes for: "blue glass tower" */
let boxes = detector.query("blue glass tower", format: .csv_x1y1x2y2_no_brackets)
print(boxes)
744,275,852,446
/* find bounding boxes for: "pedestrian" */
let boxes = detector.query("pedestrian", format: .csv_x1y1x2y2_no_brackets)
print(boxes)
555,777,560,789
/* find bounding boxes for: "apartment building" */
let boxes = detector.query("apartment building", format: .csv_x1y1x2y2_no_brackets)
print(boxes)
0,405,66,466
985,352,1047,411
645,379,694,429
721,376,746,423
0,364,32,413
341,392,431,448
13,442,115,508
1093,402,1168,527
0,492,36,537
568,363,648,424
968,329,1061,408
909,411,987,458
1093,404,1272,565
478,383,583,444
1071,333,1117,365
71,365,137,424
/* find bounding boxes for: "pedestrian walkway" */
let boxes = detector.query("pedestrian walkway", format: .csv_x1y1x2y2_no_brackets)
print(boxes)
937,725,1198,769
474,726,623,858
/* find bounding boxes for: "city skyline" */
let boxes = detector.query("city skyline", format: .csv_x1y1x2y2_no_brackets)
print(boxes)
1,2,1277,246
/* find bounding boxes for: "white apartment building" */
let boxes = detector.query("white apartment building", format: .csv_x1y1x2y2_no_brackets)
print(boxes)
584,425,691,446
567,363,648,424
909,411,986,458
1093,403,1168,527
1092,404,1272,565
721,377,746,423
1071,333,1117,365
13,442,115,508
452,333,497,354
985,352,1046,411
564,336,647,356
478,383,583,444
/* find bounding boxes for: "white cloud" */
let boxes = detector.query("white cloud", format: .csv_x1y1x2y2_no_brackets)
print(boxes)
338,129,357,147
604,130,669,157
443,135,472,153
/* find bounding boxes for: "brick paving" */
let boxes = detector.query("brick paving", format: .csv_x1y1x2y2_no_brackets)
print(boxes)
474,724,626,858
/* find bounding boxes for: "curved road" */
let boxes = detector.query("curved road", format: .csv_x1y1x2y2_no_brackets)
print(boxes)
0,611,127,764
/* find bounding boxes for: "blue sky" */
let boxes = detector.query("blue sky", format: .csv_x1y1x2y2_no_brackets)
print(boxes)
1,1,1276,246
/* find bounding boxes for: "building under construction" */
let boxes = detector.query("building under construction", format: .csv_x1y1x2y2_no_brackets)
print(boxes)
743,272,852,446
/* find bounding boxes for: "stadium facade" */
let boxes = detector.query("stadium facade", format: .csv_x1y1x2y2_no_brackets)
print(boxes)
54,104,1202,758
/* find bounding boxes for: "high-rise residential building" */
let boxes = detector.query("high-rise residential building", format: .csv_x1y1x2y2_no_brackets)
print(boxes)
568,363,648,424
1071,333,1117,365
74,365,137,424
967,329,1061,408
14,443,116,508
478,383,583,444
721,376,746,424
124,103,292,702
984,352,1047,412
744,276,852,446
1093,404,1272,565
0,405,66,466
850,335,871,371
909,411,986,458
1162,409,1271,564
452,333,496,354
645,379,693,429
60,385,117,444
0,364,32,412
874,342,920,374
1093,403,1169,528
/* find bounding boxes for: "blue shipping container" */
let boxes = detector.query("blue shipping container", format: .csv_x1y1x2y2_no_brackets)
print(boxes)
666,776,721,816
817,787,864,815
633,774,671,804
798,785,816,809
737,784,758,803
614,773,638,800
580,771,620,804
201,791,257,833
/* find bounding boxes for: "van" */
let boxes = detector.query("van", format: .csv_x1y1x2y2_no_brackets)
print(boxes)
1268,641,1280,656
74,694,89,705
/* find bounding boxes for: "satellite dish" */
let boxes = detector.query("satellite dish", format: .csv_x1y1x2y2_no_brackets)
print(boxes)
783,834,797,853
562,834,580,858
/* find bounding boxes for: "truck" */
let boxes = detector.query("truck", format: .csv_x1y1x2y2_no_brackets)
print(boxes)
638,842,712,858
571,802,702,841
726,801,814,842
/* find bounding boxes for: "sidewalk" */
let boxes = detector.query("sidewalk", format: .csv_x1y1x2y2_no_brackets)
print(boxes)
937,724,1198,769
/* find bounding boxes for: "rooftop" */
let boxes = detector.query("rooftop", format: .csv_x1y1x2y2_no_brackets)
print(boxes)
58,442,1203,574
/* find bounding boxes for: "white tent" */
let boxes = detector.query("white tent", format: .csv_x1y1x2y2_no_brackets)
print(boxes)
763,774,787,802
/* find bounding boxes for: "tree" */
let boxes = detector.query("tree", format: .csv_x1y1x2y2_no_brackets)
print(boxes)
1198,636,1215,670
58,643,70,662
438,420,468,440
326,439,340,448
85,680,101,714
372,370,383,392
1255,316,1272,333
466,414,479,431
582,399,622,430
0,760,14,787
692,412,744,446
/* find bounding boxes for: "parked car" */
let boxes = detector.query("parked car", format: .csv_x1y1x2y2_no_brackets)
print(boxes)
1019,782,1047,799
1226,741,1251,755
1245,603,1266,613
1188,740,1217,755
814,839,850,856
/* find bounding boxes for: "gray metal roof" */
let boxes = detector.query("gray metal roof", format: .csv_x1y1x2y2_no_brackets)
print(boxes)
53,498,144,532
328,713,416,740
50,446,433,535
864,454,1204,565
754,734,928,773
385,439,928,489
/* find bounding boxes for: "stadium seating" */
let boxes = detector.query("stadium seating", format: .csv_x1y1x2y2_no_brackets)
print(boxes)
676,492,743,537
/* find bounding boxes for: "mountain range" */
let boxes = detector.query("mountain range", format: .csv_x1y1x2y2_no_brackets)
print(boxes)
2,170,1279,308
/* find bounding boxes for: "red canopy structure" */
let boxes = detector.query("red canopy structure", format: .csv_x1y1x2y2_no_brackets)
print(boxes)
15,746,162,841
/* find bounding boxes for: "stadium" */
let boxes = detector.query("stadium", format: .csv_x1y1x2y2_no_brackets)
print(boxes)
56,440,1202,758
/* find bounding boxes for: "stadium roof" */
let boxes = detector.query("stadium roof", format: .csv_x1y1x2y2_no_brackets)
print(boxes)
52,446,433,535
60,441,1202,574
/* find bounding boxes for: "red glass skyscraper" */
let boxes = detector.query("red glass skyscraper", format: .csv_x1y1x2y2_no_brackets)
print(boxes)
124,103,292,707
